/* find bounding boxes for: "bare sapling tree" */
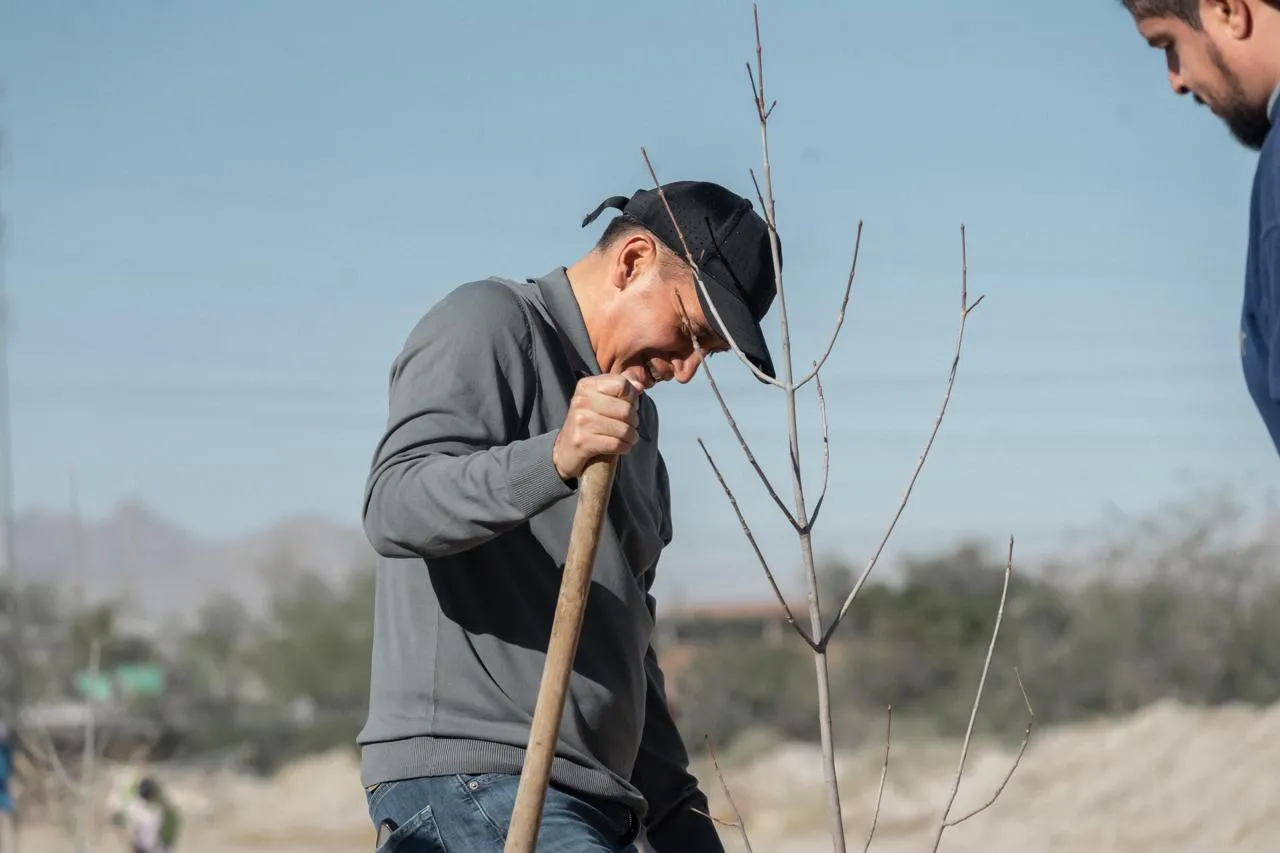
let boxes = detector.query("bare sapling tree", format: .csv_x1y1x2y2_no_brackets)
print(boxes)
20,637,157,853
21,638,104,853
640,6,1034,851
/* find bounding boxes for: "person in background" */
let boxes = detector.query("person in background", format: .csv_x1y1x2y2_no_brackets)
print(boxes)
109,775,181,853
1119,0,1280,454
0,721,13,853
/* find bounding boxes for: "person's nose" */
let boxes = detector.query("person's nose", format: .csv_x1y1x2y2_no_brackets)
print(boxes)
672,350,705,384
1167,54,1189,96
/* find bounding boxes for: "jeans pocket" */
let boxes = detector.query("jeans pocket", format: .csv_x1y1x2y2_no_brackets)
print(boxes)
366,782,390,814
375,802,447,853
455,772,514,792
455,773,519,842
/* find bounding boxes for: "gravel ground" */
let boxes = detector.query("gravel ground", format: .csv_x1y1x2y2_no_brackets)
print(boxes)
12,699,1280,852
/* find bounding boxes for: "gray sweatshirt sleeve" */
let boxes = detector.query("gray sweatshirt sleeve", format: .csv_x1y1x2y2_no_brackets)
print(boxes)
632,632,725,853
363,280,576,560
630,452,725,852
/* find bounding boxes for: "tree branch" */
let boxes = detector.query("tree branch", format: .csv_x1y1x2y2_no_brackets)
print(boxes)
697,438,815,649
26,724,80,796
695,341,800,531
642,150,801,532
807,366,831,530
944,669,1035,830
820,224,982,650
636,9,1016,853
747,8,790,395
638,148,783,389
744,8,847,849
861,705,892,853
930,536,1030,852
796,222,862,392
701,736,754,853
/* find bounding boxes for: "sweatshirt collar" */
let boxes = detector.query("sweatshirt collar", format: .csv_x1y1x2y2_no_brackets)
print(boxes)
526,266,656,443
528,267,603,379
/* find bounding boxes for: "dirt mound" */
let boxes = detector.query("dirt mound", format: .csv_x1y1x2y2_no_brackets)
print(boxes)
23,701,1277,852
160,748,372,847
703,698,1280,852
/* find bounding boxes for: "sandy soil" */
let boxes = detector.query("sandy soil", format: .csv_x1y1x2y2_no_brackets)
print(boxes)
706,698,1280,853
11,698,1280,852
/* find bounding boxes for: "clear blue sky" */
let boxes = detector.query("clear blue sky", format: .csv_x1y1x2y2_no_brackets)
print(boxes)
0,0,1273,603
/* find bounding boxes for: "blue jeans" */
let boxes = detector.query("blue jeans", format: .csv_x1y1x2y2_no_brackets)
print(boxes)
365,773,640,852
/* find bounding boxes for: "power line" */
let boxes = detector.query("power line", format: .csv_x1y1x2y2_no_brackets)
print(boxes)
1,362,1250,405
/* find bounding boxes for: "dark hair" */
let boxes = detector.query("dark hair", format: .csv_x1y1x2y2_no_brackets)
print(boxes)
1123,0,1280,27
593,214,689,272
594,213,649,251
1121,0,1201,25
137,777,160,802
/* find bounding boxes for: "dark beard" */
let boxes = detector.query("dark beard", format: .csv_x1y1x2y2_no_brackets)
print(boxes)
1209,45,1272,150
1218,93,1272,150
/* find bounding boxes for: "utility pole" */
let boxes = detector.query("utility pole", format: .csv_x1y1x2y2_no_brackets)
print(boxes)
71,471,83,615
0,234,13,699
0,90,22,742
0,226,9,564
0,80,26,853
0,245,14,609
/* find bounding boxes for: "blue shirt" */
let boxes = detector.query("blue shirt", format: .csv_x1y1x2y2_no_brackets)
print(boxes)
0,735,12,813
1240,86,1280,456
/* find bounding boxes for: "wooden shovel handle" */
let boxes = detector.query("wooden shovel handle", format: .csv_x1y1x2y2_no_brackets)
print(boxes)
504,455,619,853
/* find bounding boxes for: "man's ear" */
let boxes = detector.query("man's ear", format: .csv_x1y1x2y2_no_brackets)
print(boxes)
615,233,658,289
1205,0,1253,39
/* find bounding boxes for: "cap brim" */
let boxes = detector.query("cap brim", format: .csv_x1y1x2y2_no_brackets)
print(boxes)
694,273,775,380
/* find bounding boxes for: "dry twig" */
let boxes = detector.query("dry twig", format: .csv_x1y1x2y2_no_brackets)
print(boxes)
640,147,801,535
821,224,982,651
809,366,832,529
641,7,851,843
944,670,1035,831
930,538,1035,851
861,706,892,853
629,5,1029,851
696,438,814,648
25,726,77,796
695,737,754,853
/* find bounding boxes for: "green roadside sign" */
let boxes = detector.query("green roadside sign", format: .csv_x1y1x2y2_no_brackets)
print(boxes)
73,664,167,701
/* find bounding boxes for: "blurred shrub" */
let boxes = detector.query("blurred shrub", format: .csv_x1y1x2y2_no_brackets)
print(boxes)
668,491,1280,755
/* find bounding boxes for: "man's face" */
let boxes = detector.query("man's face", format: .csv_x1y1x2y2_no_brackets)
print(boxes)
1136,8,1273,149
598,237,729,391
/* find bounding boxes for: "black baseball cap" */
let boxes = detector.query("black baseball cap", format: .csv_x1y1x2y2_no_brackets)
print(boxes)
581,180,781,379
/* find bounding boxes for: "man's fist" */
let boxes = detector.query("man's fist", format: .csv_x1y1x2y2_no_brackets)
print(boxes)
553,374,643,481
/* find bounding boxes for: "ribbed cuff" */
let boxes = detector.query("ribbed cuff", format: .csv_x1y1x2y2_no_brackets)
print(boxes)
360,734,649,820
507,430,575,515
645,793,725,853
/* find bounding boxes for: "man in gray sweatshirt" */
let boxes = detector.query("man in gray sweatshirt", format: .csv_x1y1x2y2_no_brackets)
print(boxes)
358,180,781,852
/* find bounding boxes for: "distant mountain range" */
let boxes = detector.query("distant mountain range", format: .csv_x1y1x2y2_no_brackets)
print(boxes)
12,488,1277,625
10,500,374,621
